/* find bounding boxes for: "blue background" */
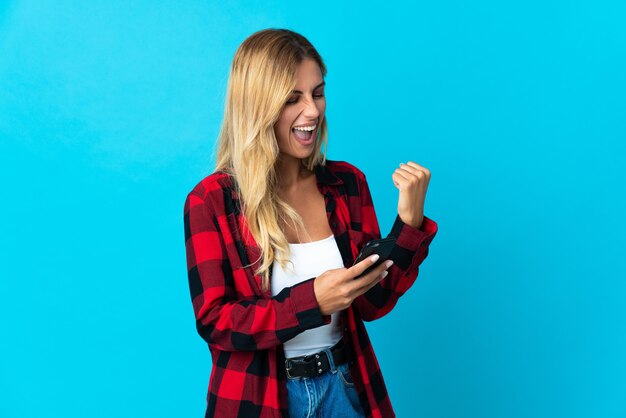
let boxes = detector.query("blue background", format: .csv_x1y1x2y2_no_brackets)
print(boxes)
1,1,625,417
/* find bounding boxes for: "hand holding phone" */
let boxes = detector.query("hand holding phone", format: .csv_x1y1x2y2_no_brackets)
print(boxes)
352,236,396,279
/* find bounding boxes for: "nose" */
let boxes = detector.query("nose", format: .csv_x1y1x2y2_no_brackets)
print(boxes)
301,95,320,119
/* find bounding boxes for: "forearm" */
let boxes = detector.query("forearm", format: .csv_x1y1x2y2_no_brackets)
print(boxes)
353,214,438,321
192,276,332,351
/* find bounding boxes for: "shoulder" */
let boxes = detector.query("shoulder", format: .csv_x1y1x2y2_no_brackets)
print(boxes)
321,159,367,181
188,170,233,196
185,170,235,208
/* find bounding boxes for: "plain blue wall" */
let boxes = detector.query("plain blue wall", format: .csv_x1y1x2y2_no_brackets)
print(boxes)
1,1,625,417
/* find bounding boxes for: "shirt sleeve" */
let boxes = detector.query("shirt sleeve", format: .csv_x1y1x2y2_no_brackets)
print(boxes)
351,172,439,322
184,191,331,352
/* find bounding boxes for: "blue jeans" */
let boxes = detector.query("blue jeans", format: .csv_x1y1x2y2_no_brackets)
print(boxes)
286,347,366,417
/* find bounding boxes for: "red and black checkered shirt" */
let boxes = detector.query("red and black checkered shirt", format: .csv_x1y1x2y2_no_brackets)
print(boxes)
183,159,438,417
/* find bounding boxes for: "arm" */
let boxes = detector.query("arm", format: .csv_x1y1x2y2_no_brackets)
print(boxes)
184,191,331,352
351,172,438,322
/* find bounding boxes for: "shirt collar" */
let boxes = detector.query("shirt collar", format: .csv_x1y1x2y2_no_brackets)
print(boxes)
314,161,344,186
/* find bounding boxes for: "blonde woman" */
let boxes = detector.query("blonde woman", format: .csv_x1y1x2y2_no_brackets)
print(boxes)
183,28,438,418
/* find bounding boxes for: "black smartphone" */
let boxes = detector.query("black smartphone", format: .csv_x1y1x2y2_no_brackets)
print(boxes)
352,236,396,279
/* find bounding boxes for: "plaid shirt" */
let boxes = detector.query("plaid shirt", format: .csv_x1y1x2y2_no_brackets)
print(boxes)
183,159,438,417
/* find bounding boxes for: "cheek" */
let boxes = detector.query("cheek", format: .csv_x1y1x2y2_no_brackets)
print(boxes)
276,114,295,141
274,122,291,148
318,101,326,116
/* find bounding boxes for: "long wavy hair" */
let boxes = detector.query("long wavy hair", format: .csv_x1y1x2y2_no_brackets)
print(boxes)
213,28,329,292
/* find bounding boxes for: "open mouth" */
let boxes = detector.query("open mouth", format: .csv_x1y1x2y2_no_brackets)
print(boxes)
291,124,317,144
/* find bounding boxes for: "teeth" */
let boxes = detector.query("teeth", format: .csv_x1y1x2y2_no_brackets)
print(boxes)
293,124,316,132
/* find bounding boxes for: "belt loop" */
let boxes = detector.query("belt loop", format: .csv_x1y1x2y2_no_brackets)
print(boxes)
324,346,337,371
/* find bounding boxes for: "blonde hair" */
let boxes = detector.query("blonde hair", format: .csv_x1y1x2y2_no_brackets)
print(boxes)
213,28,329,292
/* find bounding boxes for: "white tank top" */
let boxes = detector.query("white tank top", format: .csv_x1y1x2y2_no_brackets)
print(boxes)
271,233,344,358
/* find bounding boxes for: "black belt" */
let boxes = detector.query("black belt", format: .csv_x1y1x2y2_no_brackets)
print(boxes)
285,338,348,379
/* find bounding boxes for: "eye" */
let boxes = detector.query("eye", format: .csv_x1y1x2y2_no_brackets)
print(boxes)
285,92,325,105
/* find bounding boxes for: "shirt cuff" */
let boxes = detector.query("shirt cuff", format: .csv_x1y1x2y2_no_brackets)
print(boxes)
289,277,332,331
388,214,438,253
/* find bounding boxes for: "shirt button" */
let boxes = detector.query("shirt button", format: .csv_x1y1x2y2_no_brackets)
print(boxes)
332,222,337,227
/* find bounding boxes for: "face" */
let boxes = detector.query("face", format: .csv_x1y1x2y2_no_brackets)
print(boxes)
274,58,326,161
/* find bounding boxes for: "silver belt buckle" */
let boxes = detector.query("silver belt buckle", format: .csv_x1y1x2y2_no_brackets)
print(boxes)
286,352,324,378
285,358,296,379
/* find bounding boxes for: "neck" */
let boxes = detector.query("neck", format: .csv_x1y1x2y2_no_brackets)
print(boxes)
276,154,312,190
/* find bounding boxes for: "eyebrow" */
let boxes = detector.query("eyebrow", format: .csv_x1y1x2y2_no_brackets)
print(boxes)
291,81,325,94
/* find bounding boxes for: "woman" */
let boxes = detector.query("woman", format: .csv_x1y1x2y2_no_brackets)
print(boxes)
183,28,438,418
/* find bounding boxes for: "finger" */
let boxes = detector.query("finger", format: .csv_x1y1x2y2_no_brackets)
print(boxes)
361,270,388,294
401,161,424,170
398,165,427,183
404,161,430,177
348,254,382,278
349,260,393,293
399,162,425,177
396,167,426,187
394,168,411,181
350,266,389,297
392,172,411,188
